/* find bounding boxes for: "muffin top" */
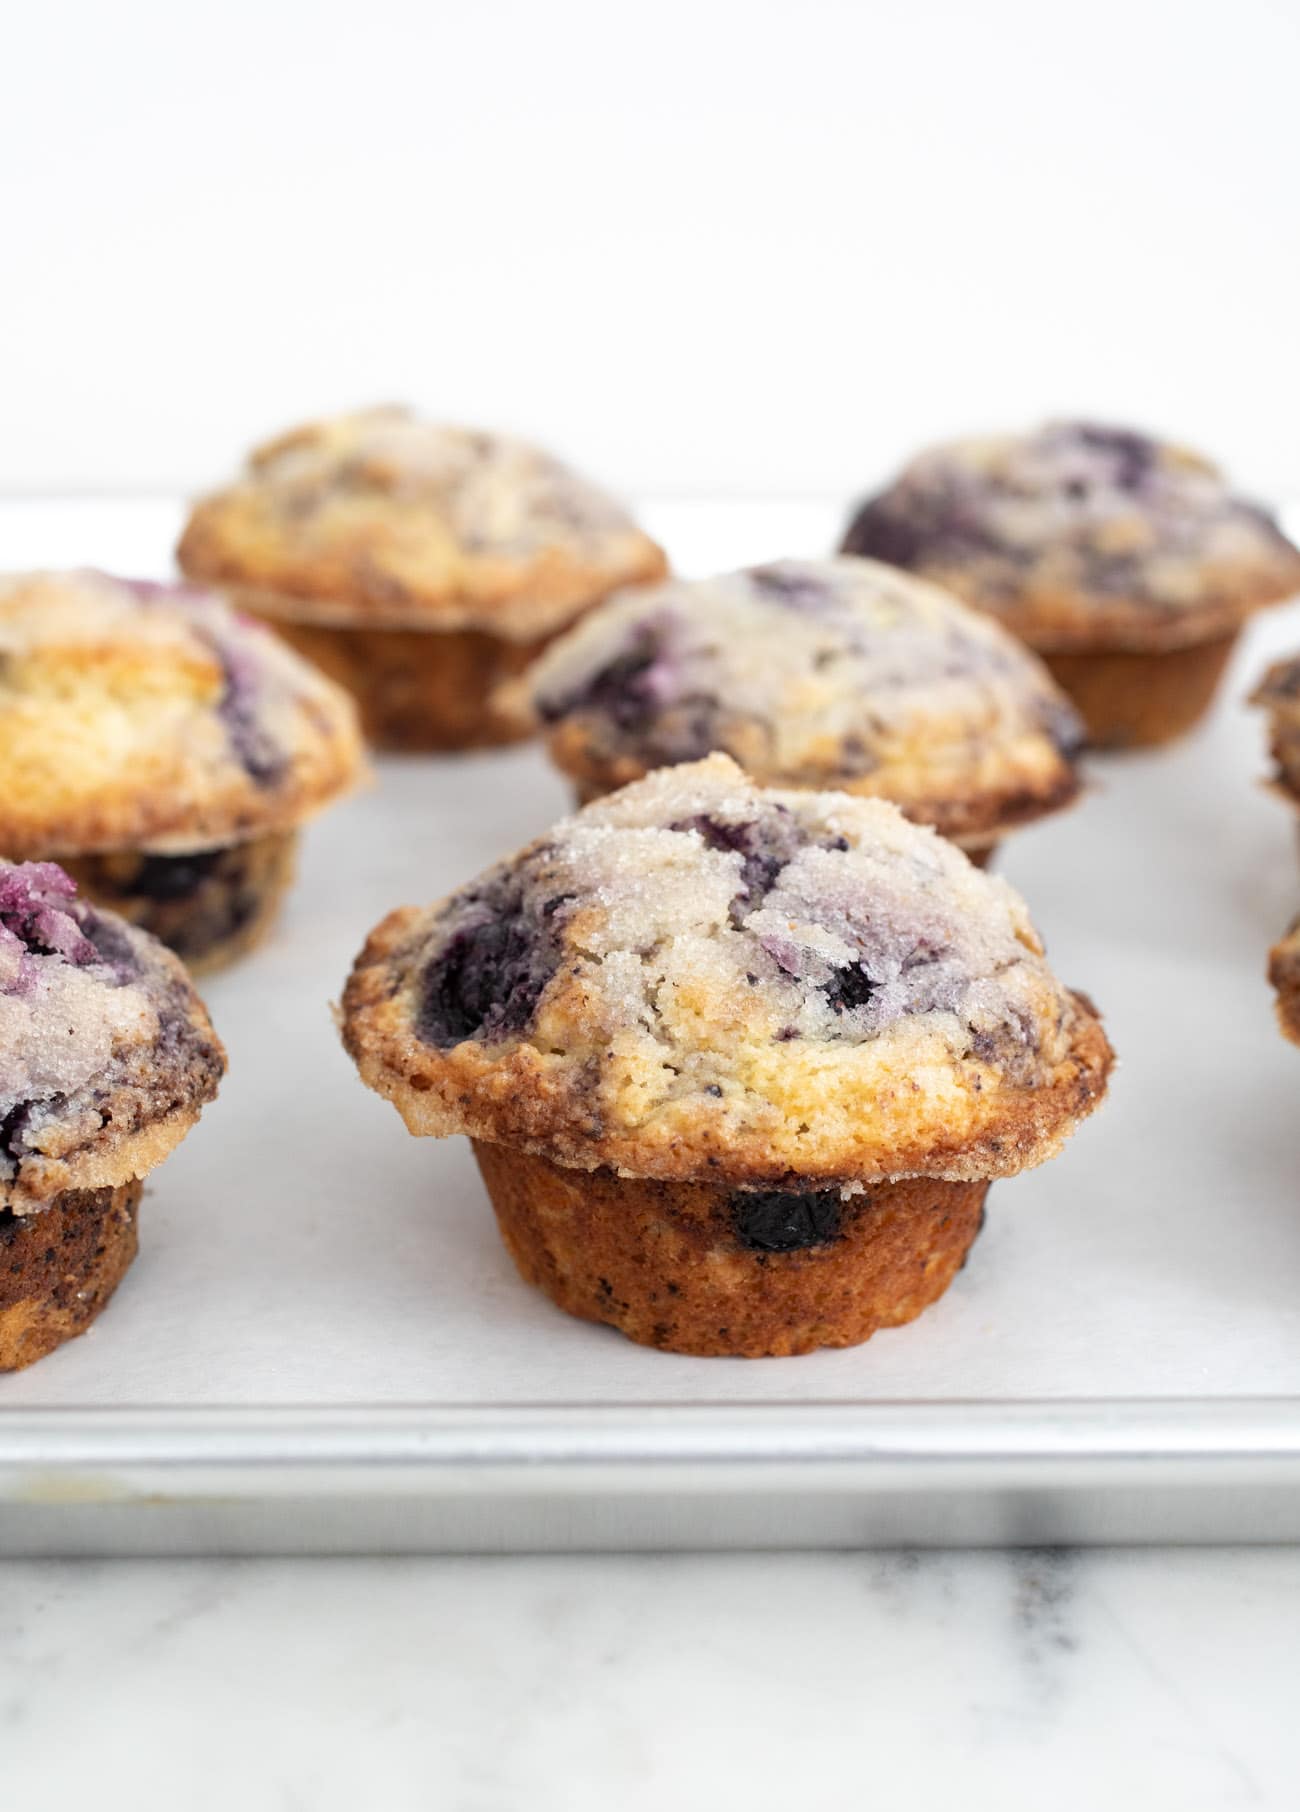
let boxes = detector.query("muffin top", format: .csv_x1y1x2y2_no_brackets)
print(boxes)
177,406,669,638
342,755,1110,1187
0,570,364,858
513,557,1083,843
841,421,1300,651
0,862,225,1210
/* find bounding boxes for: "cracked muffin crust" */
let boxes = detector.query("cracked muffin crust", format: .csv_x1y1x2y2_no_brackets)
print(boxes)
177,407,669,750
509,556,1084,852
0,570,364,970
0,861,225,1366
841,422,1300,747
342,756,1111,1354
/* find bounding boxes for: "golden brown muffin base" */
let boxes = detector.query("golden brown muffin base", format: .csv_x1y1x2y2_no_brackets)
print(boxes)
473,1140,988,1358
61,829,297,975
1040,632,1238,750
246,614,544,752
0,1179,142,1371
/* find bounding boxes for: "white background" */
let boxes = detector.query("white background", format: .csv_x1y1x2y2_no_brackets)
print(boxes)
7,11,1300,1805
4,0,1298,497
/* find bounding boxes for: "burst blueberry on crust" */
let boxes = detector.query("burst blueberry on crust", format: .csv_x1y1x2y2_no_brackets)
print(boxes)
509,556,1084,850
0,570,363,970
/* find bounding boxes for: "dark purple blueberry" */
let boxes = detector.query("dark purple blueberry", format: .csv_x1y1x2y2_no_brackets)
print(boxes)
80,910,141,979
0,1206,16,1241
670,812,811,922
416,872,570,1049
204,637,286,787
131,849,227,902
1058,422,1157,493
732,1188,842,1251
542,622,676,733
822,962,879,1015
840,495,929,568
747,563,830,611
0,1100,36,1162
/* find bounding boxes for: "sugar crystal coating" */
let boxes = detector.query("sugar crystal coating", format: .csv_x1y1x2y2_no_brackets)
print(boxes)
344,756,1111,1186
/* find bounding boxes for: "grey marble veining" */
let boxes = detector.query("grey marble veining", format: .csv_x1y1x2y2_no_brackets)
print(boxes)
1,1549,1296,1809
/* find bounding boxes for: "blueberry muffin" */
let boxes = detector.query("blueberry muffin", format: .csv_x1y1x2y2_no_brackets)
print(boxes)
341,754,1111,1356
508,556,1084,865
0,570,364,973
177,406,669,751
841,421,1300,748
0,861,224,1368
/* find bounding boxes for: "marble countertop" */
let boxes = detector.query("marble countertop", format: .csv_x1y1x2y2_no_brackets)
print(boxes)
3,1547,1295,1808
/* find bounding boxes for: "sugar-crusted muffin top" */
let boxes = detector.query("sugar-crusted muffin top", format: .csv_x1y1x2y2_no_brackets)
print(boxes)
176,406,669,637
841,421,1300,651
342,755,1110,1186
0,862,224,1209
0,570,364,857
514,557,1083,841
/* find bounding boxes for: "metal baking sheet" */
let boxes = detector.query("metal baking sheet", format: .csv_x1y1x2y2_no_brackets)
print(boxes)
2,495,1299,1553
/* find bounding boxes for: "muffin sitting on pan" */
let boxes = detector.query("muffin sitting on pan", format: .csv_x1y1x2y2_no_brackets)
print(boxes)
0,570,363,972
177,406,668,750
341,755,1112,1357
509,556,1084,866
841,420,1300,747
1,860,224,1369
